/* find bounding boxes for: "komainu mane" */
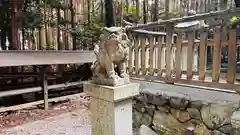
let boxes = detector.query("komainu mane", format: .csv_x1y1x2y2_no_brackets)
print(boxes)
91,27,131,86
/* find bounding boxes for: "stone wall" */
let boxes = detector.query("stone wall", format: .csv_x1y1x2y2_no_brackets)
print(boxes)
133,89,240,135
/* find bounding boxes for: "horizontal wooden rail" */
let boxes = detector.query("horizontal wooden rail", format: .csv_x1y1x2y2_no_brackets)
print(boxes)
0,81,83,98
0,50,95,67
127,8,240,30
0,93,87,113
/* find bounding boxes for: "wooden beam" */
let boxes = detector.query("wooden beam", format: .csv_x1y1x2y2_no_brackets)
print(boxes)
0,81,83,98
0,50,95,67
0,93,87,113
41,66,48,110
227,28,237,83
126,8,240,30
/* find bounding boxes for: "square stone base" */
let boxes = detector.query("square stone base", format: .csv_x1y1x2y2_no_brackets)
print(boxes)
84,82,140,135
91,76,130,86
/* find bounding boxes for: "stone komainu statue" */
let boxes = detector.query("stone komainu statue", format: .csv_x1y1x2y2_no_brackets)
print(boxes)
91,27,131,86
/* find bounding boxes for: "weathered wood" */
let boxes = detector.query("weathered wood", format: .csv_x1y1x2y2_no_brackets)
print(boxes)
128,37,135,74
148,36,154,75
227,28,237,84
212,27,221,82
157,36,163,77
0,93,86,113
175,32,183,80
123,6,240,94
127,8,240,30
165,24,174,82
130,74,239,93
187,31,195,80
0,81,82,98
0,50,95,67
199,29,207,80
140,36,147,75
134,36,140,74
221,26,228,43
41,66,48,110
131,29,240,48
132,29,177,36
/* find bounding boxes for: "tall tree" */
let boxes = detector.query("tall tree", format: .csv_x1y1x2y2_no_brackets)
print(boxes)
153,0,158,21
235,0,240,7
11,0,19,50
143,0,147,23
105,0,116,27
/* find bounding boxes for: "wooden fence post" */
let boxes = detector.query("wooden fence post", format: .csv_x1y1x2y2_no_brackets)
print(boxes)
175,31,183,80
212,26,221,82
227,27,237,83
165,23,174,83
41,66,48,110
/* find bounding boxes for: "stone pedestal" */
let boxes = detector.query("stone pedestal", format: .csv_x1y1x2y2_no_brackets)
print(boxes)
84,82,140,135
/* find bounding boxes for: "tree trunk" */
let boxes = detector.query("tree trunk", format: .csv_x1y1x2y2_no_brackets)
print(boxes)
38,0,47,50
105,0,116,27
51,8,57,50
165,0,169,19
57,8,65,72
92,0,95,18
39,25,47,50
10,0,19,85
153,0,158,21
120,0,124,25
101,0,104,21
88,0,91,26
136,0,140,23
0,11,7,50
143,0,147,23
70,0,76,50
235,0,240,7
11,0,19,50
64,0,70,50
46,6,53,50
125,0,129,13
146,0,149,22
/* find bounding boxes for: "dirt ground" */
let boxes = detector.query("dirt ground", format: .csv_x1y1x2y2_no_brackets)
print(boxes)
0,93,139,135
0,93,90,133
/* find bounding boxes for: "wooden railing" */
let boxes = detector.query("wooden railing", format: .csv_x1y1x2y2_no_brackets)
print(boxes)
127,8,240,92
